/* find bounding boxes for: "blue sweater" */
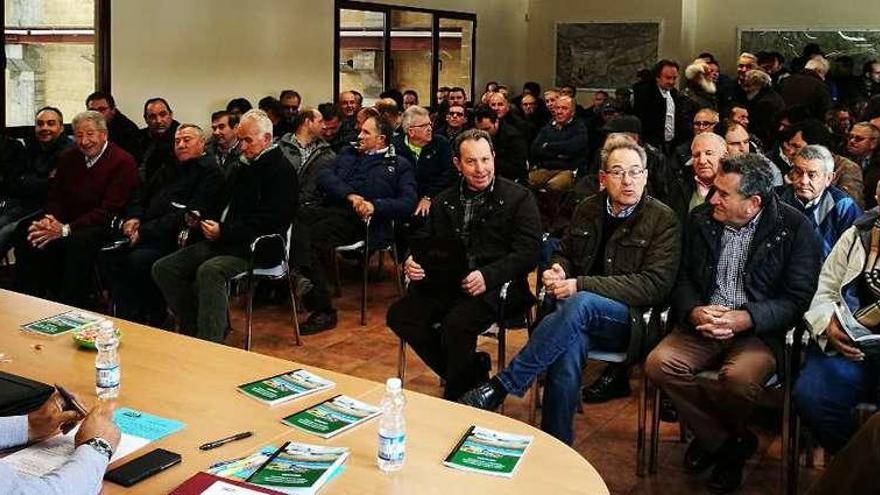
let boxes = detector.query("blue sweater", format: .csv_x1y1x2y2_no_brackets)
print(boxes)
778,185,862,260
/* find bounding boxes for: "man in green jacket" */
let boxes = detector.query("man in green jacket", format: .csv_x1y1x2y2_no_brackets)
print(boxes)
460,139,682,445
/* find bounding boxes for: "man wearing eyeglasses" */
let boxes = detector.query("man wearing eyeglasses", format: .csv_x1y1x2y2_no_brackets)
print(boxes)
845,122,879,171
673,108,719,171
441,104,470,142
393,106,454,218
459,140,681,446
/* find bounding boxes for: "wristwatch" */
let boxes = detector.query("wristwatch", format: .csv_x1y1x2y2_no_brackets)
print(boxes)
61,224,70,238
83,437,113,460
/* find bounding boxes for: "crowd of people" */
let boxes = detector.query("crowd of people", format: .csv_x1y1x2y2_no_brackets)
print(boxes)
3,41,880,493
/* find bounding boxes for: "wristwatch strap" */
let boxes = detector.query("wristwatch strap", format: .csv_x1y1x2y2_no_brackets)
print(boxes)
83,437,113,460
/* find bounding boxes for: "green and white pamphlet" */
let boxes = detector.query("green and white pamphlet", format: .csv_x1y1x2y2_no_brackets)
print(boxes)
20,310,103,337
238,369,335,406
281,395,381,439
247,442,348,495
443,425,533,478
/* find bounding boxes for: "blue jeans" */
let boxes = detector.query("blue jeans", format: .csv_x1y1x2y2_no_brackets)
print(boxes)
497,291,631,445
793,345,876,453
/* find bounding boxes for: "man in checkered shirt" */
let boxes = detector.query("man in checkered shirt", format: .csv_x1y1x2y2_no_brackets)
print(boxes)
646,153,821,493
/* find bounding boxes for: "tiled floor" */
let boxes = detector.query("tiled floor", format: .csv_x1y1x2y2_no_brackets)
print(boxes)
223,260,824,495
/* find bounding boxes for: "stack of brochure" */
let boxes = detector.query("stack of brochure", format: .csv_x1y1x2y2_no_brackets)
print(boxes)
238,369,335,406
282,395,381,438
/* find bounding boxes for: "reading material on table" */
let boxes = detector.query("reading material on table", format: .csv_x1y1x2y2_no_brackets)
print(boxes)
237,369,335,406
19,310,103,336
169,471,287,495
443,425,533,478
246,442,349,494
4,407,185,477
281,394,381,439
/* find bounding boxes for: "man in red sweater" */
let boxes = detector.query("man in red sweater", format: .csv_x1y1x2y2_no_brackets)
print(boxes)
14,110,138,307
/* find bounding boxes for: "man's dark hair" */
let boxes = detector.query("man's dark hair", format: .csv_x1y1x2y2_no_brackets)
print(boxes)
449,87,467,99
720,153,775,202
279,89,301,101
653,59,680,77
318,102,343,121
789,119,834,148
453,128,495,158
292,107,319,133
380,89,404,109
439,86,450,93
35,105,63,122
560,84,577,97
226,97,253,114
403,89,418,100
258,96,283,118
211,110,239,128
472,105,498,124
802,43,823,58
863,60,880,77
862,95,880,122
697,52,717,63
85,91,116,108
143,97,172,116
595,90,610,98
485,81,498,92
522,81,542,96
365,115,392,145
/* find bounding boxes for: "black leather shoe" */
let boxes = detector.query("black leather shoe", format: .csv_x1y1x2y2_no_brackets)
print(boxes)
706,430,758,493
300,310,337,335
658,394,679,423
582,364,631,403
458,381,507,411
683,440,716,473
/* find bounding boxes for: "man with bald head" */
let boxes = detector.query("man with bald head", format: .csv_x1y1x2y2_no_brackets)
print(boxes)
104,124,224,326
337,90,362,147
667,132,727,223
14,111,138,307
529,95,589,192
138,97,180,183
153,110,297,343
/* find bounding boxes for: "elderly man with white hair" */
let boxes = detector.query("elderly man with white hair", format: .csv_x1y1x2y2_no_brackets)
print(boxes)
153,109,297,343
680,60,718,142
780,55,833,120
392,105,454,218
776,144,861,259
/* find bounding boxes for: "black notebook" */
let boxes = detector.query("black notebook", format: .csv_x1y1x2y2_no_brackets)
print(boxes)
409,237,469,291
0,371,54,416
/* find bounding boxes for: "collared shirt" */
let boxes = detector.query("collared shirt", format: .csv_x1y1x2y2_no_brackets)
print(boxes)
405,137,422,161
709,211,763,309
659,87,675,142
459,178,495,268
605,197,638,219
215,139,239,166
84,141,109,169
366,146,389,156
292,138,318,170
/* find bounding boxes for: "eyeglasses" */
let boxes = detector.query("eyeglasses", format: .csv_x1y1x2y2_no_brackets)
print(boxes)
849,134,872,143
447,111,465,117
789,168,823,181
410,122,432,129
694,120,718,128
604,167,646,180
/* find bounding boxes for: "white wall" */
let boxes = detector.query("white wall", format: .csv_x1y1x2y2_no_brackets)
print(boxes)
111,0,527,128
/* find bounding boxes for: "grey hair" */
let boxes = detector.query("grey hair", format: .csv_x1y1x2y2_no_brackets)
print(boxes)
743,69,771,89
794,144,835,174
239,109,273,139
72,110,107,132
806,56,830,75
176,123,205,140
600,139,647,171
853,122,880,140
692,131,727,151
739,52,758,63
720,153,775,199
401,105,430,132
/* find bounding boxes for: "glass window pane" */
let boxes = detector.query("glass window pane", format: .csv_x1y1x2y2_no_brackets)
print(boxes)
4,0,95,28
390,10,432,108
5,42,94,127
339,9,385,105
438,18,473,97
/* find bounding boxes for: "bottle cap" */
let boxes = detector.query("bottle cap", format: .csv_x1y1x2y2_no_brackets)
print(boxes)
98,320,113,329
386,377,402,392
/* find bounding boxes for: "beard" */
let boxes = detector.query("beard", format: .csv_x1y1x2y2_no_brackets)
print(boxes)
697,78,717,95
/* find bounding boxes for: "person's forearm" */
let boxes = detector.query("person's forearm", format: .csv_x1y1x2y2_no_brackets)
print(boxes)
0,446,108,495
0,415,28,450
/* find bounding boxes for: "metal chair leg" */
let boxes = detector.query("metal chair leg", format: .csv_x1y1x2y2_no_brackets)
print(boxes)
332,249,342,298
245,273,256,351
397,339,407,381
286,270,302,347
360,249,368,327
649,381,661,474
391,243,403,296
637,366,648,477
497,325,507,414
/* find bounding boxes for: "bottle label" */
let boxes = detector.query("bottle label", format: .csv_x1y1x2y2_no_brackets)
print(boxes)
378,432,406,462
96,365,120,388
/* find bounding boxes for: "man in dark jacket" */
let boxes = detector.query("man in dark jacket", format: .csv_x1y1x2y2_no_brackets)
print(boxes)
460,140,681,445
152,110,297,343
473,106,528,184
206,110,241,178
86,91,141,159
392,105,455,218
104,124,224,326
633,60,683,151
780,57,833,121
297,115,417,335
14,111,139,307
645,154,821,493
0,108,73,251
138,97,180,184
388,129,541,401
741,70,785,147
529,95,589,191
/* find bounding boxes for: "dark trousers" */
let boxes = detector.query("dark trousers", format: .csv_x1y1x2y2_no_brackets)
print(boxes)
13,223,110,307
298,206,365,313
151,241,249,342
387,286,498,400
101,243,171,326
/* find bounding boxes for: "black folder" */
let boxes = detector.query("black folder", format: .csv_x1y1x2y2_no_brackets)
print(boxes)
409,237,469,291
0,371,54,416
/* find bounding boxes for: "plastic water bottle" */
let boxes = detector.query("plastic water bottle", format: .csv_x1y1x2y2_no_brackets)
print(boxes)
377,377,406,472
95,320,120,399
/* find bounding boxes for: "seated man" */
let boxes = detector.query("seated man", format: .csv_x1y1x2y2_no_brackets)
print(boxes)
793,179,880,456
138,98,180,184
103,124,224,326
777,144,861,259
206,110,241,178
667,132,727,225
529,95,589,192
473,106,528,184
298,115,416,334
440,103,470,142
724,122,783,185
152,110,296,342
86,91,141,158
14,111,138,307
0,392,120,495
645,154,821,493
0,107,73,251
392,106,455,219
459,140,681,444
388,129,541,400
